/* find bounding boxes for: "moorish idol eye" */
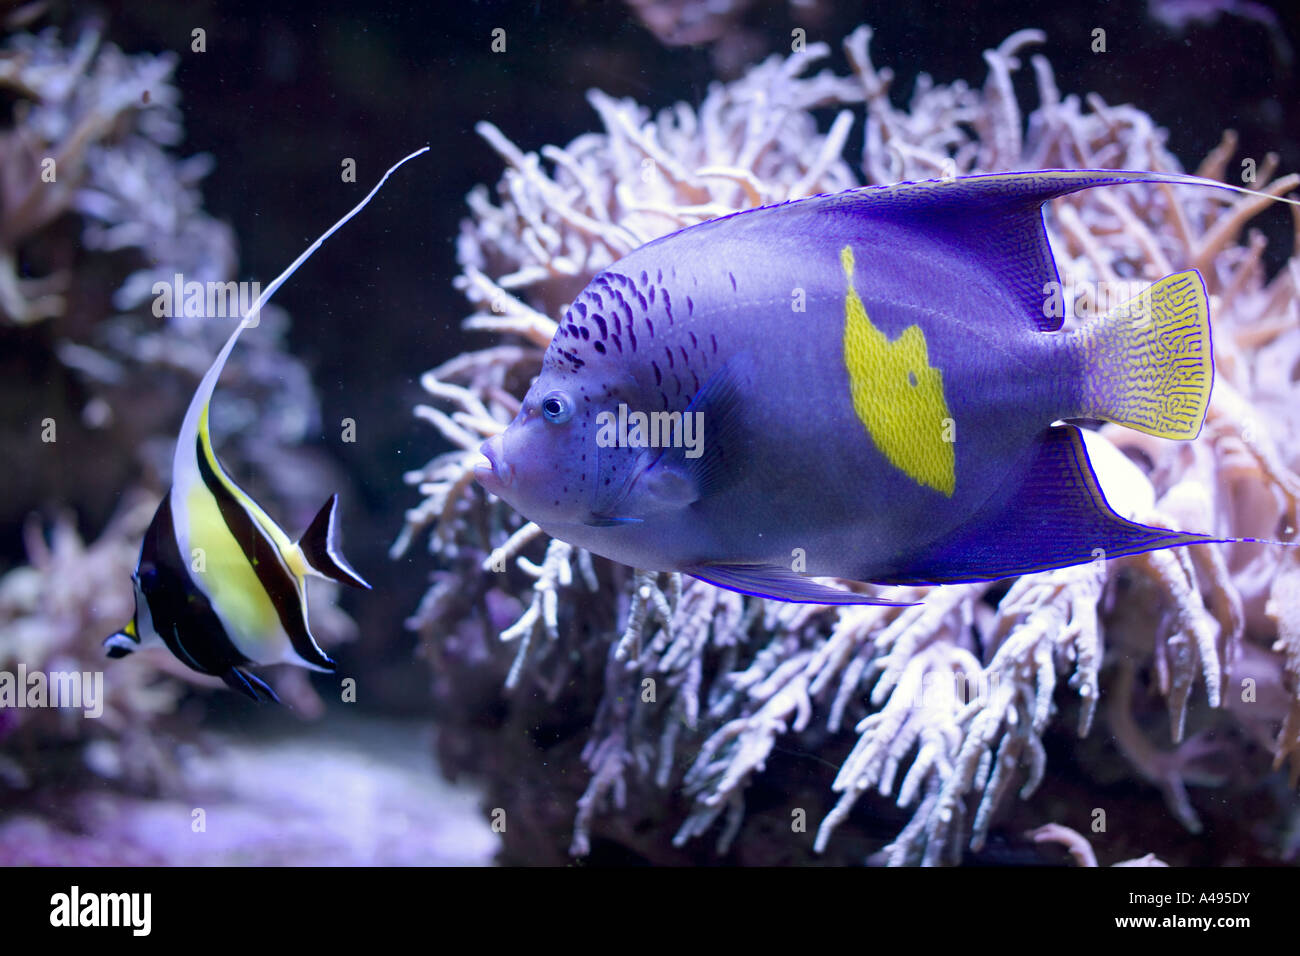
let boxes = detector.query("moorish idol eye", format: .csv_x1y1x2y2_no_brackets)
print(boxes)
542,391,573,425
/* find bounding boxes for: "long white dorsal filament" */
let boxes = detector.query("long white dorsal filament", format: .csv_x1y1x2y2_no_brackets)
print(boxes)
175,146,430,460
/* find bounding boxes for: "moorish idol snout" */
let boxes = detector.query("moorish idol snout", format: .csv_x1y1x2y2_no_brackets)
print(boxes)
104,147,429,702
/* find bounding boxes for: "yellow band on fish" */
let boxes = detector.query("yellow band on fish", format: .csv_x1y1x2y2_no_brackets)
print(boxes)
841,245,956,496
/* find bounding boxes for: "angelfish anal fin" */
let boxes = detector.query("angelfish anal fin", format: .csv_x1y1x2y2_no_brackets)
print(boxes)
878,425,1221,586
299,494,372,589
689,562,916,606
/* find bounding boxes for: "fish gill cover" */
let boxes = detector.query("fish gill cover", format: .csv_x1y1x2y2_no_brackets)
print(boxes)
395,25,1300,865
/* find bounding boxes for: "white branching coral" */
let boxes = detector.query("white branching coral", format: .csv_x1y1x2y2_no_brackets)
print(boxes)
403,25,1300,864
0,497,185,788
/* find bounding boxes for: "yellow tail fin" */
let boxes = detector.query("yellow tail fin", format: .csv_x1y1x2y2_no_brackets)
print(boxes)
1077,270,1212,440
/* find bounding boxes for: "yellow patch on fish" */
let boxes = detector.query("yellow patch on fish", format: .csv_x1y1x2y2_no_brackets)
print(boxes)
184,482,282,646
840,245,956,496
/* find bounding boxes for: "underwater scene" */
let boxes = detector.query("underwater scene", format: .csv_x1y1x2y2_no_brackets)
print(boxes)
2,0,1300,880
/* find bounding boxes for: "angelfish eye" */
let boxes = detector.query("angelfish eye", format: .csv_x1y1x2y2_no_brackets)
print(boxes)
541,391,573,425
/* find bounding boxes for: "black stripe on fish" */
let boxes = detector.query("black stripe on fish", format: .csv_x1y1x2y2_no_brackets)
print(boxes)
136,494,252,679
195,433,335,671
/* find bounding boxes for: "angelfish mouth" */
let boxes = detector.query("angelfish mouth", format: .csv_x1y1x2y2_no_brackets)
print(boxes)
474,434,513,490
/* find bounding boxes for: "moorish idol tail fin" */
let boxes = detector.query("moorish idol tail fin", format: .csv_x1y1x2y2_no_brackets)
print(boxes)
222,667,281,704
1074,270,1213,441
876,425,1231,586
298,494,371,589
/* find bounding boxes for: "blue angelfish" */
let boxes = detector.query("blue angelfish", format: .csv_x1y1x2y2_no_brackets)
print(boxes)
104,148,428,700
475,169,1298,605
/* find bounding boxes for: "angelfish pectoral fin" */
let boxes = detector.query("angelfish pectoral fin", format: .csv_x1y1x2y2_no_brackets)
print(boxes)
688,562,916,606
298,494,371,589
674,354,750,500
584,515,645,527
222,667,281,704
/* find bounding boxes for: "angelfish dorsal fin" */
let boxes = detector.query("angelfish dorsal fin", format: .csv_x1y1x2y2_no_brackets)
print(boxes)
814,169,1297,333
298,494,371,589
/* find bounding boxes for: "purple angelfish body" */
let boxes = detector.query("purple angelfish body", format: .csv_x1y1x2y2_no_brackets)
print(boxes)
476,169,1252,605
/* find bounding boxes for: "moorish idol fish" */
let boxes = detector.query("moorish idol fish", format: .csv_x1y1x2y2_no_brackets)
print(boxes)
475,169,1300,605
104,147,428,701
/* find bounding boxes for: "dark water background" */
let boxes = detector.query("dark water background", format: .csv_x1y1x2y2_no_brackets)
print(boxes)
22,0,1300,713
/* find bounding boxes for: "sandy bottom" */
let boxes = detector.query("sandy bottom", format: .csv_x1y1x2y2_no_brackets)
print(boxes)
0,713,498,865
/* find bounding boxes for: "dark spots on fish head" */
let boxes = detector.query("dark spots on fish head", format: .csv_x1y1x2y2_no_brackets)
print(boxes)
575,301,587,318
594,341,606,354
593,314,607,338
664,345,674,369
639,270,648,285
611,334,622,353
579,326,589,340
710,333,718,354
634,289,647,311
663,289,673,322
657,268,663,283
648,286,656,305
672,373,682,395
688,331,697,349
679,345,688,364
728,272,737,292
661,391,669,409
651,359,662,385
646,317,655,337
687,296,695,316
690,370,699,391
567,323,579,336
628,328,637,351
